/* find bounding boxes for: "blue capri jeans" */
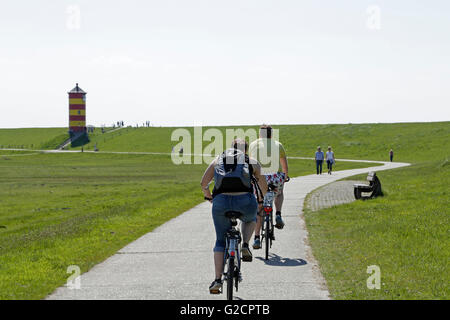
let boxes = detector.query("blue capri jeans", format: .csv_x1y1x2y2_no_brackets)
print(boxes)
212,193,258,252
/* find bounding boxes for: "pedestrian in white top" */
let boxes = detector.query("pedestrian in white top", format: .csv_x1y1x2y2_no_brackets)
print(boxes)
325,146,335,175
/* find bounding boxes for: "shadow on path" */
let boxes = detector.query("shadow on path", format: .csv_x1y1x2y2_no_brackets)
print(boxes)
256,253,307,267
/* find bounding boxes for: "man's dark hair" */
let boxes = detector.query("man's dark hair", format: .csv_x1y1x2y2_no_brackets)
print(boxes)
231,138,248,153
260,124,272,139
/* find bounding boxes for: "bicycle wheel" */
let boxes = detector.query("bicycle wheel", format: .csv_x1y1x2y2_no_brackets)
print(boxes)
265,217,270,260
270,213,274,246
226,256,235,300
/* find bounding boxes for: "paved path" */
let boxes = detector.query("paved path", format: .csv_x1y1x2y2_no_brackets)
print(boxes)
306,180,361,212
47,161,409,300
0,148,387,165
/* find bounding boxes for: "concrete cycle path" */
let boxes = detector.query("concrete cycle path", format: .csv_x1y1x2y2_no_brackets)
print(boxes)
47,160,409,300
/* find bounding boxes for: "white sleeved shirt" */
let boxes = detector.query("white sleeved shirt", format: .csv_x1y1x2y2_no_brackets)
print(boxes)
326,151,334,161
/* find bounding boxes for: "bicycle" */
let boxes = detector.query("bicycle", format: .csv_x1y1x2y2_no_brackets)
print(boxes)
204,194,244,300
261,185,276,261
260,177,290,260
223,210,243,300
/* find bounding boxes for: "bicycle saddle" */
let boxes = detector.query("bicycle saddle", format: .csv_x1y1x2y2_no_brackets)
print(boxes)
225,211,243,219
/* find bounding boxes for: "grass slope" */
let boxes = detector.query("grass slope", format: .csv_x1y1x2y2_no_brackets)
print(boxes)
0,128,68,150
280,122,449,163
65,122,449,164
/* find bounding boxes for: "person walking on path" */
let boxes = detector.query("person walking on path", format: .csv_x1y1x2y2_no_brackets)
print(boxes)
325,146,335,174
315,146,324,175
389,149,394,162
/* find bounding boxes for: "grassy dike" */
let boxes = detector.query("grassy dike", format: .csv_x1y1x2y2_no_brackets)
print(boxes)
0,149,378,299
0,128,68,150
304,160,449,299
0,122,448,299
67,122,450,163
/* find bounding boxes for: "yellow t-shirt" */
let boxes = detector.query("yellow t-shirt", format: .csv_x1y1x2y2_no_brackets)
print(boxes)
249,138,286,174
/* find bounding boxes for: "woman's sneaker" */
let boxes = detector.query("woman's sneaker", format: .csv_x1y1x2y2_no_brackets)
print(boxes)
241,243,253,262
209,279,222,294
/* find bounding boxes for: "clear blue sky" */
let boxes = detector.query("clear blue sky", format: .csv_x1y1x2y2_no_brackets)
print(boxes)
1,0,449,128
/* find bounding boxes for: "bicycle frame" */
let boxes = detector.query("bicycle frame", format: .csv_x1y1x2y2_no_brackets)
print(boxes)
261,190,276,260
223,217,242,299
263,192,275,234
224,226,241,271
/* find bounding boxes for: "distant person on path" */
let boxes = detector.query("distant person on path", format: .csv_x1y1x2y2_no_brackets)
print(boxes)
325,146,335,174
389,149,394,162
315,146,324,174
201,139,268,294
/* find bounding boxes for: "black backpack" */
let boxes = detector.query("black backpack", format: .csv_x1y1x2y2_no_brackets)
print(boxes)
212,149,254,196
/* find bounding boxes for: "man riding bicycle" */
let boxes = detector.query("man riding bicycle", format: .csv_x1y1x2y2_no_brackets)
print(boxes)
249,124,289,250
201,138,268,294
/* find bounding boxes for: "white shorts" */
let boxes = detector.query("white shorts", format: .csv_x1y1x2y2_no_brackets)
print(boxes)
264,172,286,192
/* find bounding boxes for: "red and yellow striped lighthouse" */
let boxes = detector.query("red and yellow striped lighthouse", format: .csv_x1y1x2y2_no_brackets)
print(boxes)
68,83,87,134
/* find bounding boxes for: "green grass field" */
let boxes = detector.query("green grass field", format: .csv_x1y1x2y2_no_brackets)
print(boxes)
0,128,68,150
280,122,449,163
0,121,448,299
2,122,448,164
304,160,449,299
0,153,205,299
0,148,377,299
65,122,450,163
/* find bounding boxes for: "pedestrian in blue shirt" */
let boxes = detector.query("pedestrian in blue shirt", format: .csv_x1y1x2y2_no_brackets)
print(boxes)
315,146,324,175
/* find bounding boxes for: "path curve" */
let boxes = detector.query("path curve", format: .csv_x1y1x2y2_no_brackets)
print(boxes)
306,180,361,212
45,160,409,300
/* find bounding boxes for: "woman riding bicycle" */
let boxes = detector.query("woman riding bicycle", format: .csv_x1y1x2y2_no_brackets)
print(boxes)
201,138,268,294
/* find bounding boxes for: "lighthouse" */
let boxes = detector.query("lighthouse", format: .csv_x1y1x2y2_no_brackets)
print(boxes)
68,83,89,145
